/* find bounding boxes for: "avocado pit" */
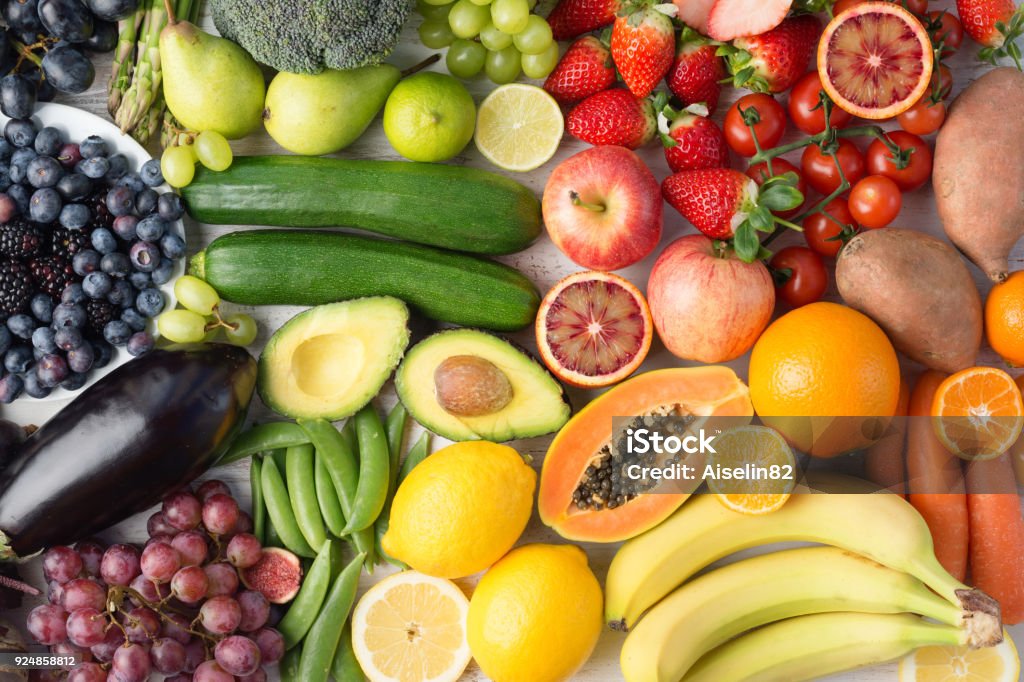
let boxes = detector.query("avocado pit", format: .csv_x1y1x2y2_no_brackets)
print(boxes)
434,355,513,417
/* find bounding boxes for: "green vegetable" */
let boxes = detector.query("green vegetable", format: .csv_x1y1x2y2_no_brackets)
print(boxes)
280,642,303,682
250,456,266,545
343,405,389,534
260,458,315,558
298,552,366,682
314,452,345,537
191,230,540,332
384,403,408,494
399,432,432,483
265,516,282,549
218,421,311,465
181,156,541,255
285,444,327,551
210,0,411,74
278,540,335,649
331,621,365,682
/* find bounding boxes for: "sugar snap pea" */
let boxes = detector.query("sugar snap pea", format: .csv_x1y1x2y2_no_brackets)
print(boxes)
260,458,315,558
299,419,359,520
331,620,365,682
278,539,335,649
298,552,365,682
342,405,390,534
286,443,328,551
250,456,266,545
375,431,431,568
314,451,345,537
272,448,289,476
384,402,408,492
339,417,358,454
399,431,432,483
218,421,311,465
265,518,282,549
280,642,303,682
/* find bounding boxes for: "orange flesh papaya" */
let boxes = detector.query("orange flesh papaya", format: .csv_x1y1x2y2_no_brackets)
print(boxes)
539,367,753,542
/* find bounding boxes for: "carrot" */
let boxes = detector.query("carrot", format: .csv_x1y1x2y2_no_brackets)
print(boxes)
865,380,910,497
906,370,969,582
965,453,1024,625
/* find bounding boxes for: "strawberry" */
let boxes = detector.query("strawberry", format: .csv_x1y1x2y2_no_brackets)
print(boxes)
544,36,617,104
720,15,821,94
666,28,725,113
568,89,658,149
548,0,622,41
706,0,793,41
661,107,729,173
956,0,1024,68
670,0,714,35
611,2,676,99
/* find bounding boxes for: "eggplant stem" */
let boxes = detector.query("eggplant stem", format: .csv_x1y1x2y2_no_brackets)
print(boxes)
0,573,40,596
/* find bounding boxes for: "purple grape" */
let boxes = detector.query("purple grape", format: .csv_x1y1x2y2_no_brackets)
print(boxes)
43,545,83,583
89,626,124,663
239,669,268,682
51,639,90,664
66,607,108,648
233,511,254,535
158,613,192,646
111,641,151,682
200,595,241,635
67,662,106,682
203,562,239,598
236,590,269,632
226,533,262,569
193,660,235,682
76,540,105,577
62,578,106,612
214,635,261,676
26,604,68,645
170,565,208,604
100,544,140,586
122,606,159,644
196,479,232,502
47,580,65,605
183,638,206,673
145,533,175,548
146,511,179,538
202,494,240,535
162,491,202,531
140,541,180,583
250,627,284,665
170,530,208,567
128,573,169,606
165,675,194,682
150,637,187,675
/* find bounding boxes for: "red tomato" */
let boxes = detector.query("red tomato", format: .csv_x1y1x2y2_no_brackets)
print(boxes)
926,10,963,57
788,71,855,135
803,197,859,258
745,158,807,219
833,0,868,13
866,130,933,191
897,98,946,135
801,139,866,195
724,93,787,157
770,246,829,308
849,175,903,229
894,0,928,14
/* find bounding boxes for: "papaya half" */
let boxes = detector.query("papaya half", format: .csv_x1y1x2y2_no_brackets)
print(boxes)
539,367,754,543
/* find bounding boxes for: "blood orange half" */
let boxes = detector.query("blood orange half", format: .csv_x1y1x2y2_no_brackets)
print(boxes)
817,2,933,120
536,271,653,389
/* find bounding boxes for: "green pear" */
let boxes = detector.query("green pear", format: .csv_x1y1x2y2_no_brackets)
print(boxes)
159,2,265,140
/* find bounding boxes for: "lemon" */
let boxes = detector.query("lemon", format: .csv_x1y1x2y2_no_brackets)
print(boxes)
467,543,603,682
381,441,535,579
899,629,1019,682
351,571,471,682
707,425,797,515
474,84,564,172
383,72,476,163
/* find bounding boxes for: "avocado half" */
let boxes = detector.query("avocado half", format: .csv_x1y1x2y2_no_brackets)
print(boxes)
258,297,410,420
395,328,571,442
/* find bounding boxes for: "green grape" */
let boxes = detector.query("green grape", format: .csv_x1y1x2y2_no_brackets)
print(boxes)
223,313,258,346
468,0,493,4
490,0,529,34
446,38,487,78
174,275,221,316
194,130,233,172
417,0,453,20
419,19,456,48
448,0,490,38
421,0,453,5
203,323,222,343
479,22,513,50
512,14,553,55
157,309,207,344
485,44,522,84
160,145,195,188
526,0,537,7
521,40,560,79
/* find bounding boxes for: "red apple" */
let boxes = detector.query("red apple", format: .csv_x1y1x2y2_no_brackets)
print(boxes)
647,235,774,362
542,146,662,271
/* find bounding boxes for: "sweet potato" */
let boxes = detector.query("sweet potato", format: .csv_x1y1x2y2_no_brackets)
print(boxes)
835,228,981,373
934,67,1024,283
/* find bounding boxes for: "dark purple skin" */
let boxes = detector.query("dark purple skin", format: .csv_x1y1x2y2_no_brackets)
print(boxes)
0,344,256,559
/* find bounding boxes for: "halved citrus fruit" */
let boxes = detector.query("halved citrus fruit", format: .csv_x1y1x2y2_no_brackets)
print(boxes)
818,2,934,120
474,84,564,172
706,425,797,514
351,571,472,682
932,367,1024,461
899,628,1020,682
535,271,653,388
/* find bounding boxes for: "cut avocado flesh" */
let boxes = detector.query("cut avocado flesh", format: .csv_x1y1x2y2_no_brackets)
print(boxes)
259,297,410,420
396,328,571,442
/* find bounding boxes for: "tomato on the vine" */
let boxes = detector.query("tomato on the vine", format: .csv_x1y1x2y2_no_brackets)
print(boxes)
770,246,829,308
801,139,866,195
803,197,859,258
849,175,902,229
746,158,807,219
788,71,855,135
866,130,933,191
724,93,787,157
897,98,946,135
926,10,964,57
933,64,953,100
895,0,928,15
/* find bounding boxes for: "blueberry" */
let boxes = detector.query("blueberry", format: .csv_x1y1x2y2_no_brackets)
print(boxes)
112,214,138,241
135,288,164,317
0,373,23,403
127,331,154,357
58,203,90,229
66,341,92,372
26,155,64,189
56,172,91,201
29,187,61,223
129,241,159,272
4,118,36,148
121,307,146,332
134,188,157,216
60,283,85,305
157,193,183,221
91,340,113,368
72,249,101,277
7,183,29,214
136,215,166,242
31,327,56,352
158,232,186,260
128,271,151,290
79,156,109,179
100,252,130,279
57,143,81,170
52,303,86,329
0,170,10,192
23,370,50,399
54,326,83,351
79,135,106,159
6,314,34,339
11,147,35,167
4,345,32,373
107,278,133,306
30,293,53,323
36,353,68,387
0,140,12,162
104,153,128,181
60,371,87,391
83,271,112,299
90,227,117,254
150,258,174,285
0,326,11,355
34,127,62,156
105,185,134,216
116,172,145,193
103,319,130,345
140,159,163,187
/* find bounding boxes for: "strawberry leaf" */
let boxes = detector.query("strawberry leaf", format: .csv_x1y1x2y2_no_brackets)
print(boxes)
760,184,804,212
747,207,774,233
733,223,760,263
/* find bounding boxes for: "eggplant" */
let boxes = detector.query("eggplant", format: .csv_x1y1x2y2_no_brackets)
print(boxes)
0,344,256,559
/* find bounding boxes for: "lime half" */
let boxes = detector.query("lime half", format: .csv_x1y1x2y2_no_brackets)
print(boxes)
474,84,564,172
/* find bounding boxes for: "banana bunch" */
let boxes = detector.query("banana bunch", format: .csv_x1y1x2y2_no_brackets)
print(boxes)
608,475,1004,682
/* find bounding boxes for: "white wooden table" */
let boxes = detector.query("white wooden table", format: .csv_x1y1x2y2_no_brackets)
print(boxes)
4,1,1023,679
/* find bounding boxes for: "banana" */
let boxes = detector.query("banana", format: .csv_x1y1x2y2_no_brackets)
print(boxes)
620,546,965,682
605,475,1002,648
682,611,968,682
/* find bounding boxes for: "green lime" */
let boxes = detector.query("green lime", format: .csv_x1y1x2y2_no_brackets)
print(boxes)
383,72,476,163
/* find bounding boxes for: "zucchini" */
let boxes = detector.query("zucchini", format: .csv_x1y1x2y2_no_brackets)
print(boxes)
181,156,542,255
192,230,541,332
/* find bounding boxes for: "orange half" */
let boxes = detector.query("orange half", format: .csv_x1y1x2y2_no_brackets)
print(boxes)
932,367,1024,461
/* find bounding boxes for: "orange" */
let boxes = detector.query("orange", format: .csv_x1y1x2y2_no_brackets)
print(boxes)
985,271,1024,366
818,2,934,120
706,426,796,515
749,302,900,457
931,367,1024,461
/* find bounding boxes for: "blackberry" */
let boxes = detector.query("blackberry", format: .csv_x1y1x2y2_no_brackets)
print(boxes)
0,218,44,259
85,299,117,336
0,260,33,314
88,191,113,229
29,255,75,299
50,226,92,260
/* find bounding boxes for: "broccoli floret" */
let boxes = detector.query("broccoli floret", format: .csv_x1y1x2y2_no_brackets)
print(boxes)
210,0,412,74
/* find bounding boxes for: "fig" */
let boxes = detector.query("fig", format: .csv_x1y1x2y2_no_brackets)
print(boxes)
240,547,302,604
